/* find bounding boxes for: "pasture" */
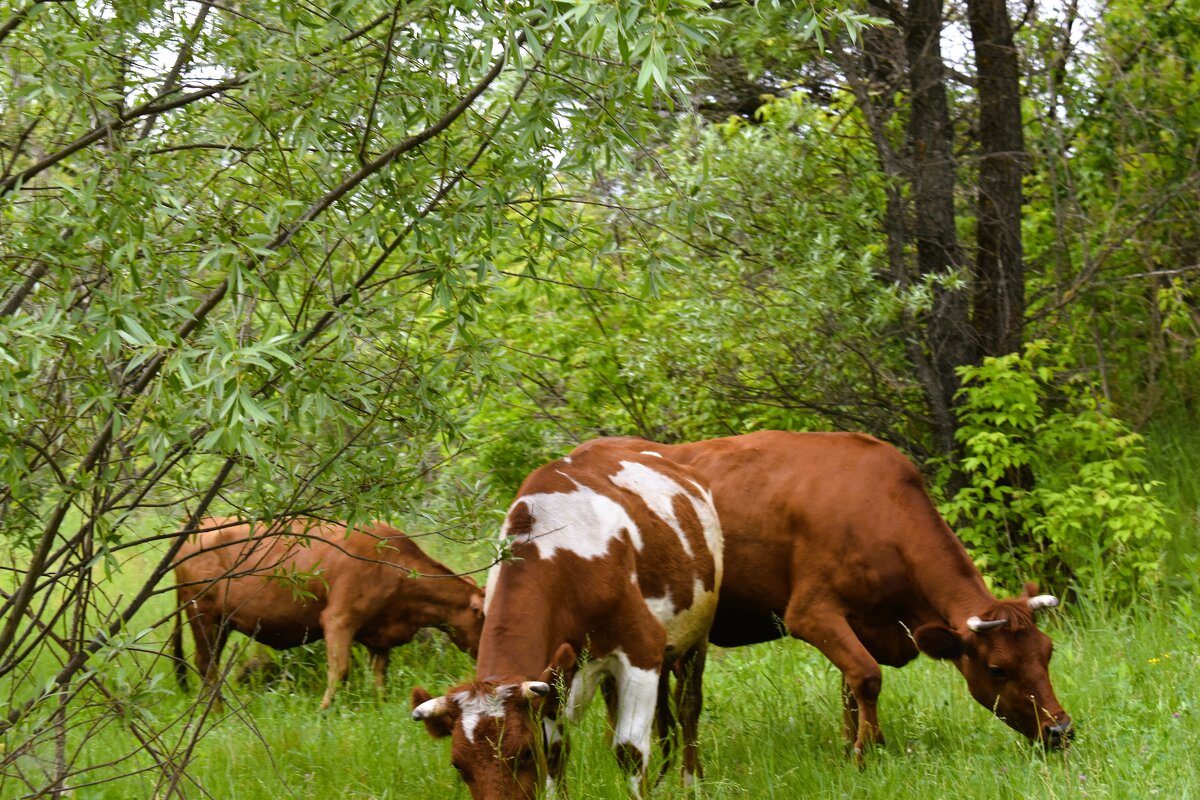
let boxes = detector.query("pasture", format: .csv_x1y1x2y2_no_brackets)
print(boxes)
4,421,1199,798
4,539,1196,799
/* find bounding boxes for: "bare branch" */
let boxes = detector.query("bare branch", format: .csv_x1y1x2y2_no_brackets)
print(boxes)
0,78,248,197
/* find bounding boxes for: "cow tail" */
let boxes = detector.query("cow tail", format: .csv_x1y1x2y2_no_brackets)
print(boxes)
172,601,188,691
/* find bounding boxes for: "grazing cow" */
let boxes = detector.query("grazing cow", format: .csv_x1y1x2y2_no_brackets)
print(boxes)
172,517,484,709
411,439,722,798
592,431,1073,758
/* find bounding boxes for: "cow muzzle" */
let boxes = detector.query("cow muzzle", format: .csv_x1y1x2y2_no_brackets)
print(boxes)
1043,715,1074,749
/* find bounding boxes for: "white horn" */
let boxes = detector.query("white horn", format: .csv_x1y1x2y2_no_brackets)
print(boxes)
412,696,453,721
967,616,1008,632
1027,595,1059,612
521,681,551,698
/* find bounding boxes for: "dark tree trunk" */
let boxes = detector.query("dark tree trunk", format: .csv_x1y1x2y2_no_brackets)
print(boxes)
967,0,1027,357
904,0,976,455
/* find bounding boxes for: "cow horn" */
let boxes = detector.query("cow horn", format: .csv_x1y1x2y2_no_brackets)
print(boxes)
411,695,454,720
1027,594,1059,612
521,681,551,698
966,616,1008,632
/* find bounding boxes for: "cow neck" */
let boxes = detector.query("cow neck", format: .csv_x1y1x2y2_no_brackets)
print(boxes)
899,515,999,630
474,574,560,682
405,574,477,626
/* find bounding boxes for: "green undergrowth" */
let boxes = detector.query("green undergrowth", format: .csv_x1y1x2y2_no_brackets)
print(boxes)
16,593,1195,799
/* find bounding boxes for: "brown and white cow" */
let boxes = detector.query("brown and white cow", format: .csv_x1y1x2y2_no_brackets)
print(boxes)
589,431,1073,758
172,517,484,709
411,440,722,798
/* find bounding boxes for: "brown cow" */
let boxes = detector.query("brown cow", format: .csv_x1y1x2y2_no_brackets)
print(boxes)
172,517,484,709
411,440,723,798
588,431,1073,759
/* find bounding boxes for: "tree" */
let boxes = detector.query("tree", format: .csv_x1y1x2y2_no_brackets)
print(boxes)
0,2,721,794
967,0,1027,360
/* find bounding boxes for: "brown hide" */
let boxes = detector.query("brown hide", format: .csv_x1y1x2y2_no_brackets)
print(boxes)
173,517,483,709
412,440,721,799
618,431,1072,755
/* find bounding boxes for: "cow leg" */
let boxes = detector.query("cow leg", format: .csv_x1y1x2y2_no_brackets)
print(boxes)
675,642,708,786
185,604,226,698
841,677,860,745
319,616,354,710
606,654,661,798
785,606,883,762
653,666,678,783
543,714,569,797
367,647,390,698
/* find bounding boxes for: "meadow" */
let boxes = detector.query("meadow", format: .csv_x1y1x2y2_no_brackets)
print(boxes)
3,420,1197,800
48,584,1199,800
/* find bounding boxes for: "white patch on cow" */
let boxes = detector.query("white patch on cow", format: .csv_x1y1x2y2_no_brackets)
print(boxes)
453,685,513,743
639,450,663,458
609,460,697,556
616,458,721,652
609,460,723,569
564,655,609,723
650,578,721,652
560,649,657,778
643,590,674,624
502,486,643,560
609,650,658,774
483,558,502,616
543,717,563,747
562,456,572,464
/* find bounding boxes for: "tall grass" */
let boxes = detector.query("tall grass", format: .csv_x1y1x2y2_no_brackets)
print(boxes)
1143,415,1200,584
4,424,1197,799
10,585,1195,799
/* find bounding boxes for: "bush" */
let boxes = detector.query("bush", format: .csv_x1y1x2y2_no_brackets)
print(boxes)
940,341,1170,599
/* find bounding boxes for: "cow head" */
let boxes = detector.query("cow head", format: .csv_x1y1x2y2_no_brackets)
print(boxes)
411,644,577,799
447,590,486,658
914,583,1073,748
411,680,549,799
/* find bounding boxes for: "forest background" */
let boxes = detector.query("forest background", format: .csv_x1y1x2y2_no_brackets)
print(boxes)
1,0,1197,797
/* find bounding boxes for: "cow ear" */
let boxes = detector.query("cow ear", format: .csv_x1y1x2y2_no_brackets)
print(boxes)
411,687,455,739
550,642,577,673
914,623,965,661
538,642,577,689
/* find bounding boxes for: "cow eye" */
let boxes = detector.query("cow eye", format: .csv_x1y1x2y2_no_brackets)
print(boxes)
987,665,1007,679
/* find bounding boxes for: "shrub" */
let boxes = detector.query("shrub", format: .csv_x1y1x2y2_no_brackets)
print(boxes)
940,341,1170,599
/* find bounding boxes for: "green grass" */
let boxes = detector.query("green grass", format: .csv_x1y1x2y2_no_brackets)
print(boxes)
4,425,1198,798
6,591,1196,799
1143,415,1200,584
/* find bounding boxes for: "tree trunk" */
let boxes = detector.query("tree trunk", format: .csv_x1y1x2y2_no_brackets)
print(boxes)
904,0,976,455
967,0,1027,357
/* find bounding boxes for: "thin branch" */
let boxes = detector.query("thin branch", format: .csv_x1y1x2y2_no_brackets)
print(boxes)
137,2,214,140
0,78,248,197
357,2,401,166
1,458,238,732
0,0,53,46
0,264,49,317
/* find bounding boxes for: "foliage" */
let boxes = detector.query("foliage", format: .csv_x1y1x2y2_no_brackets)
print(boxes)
1,0,1199,796
1020,0,1200,418
941,341,1171,598
0,1,727,794
457,89,936,498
